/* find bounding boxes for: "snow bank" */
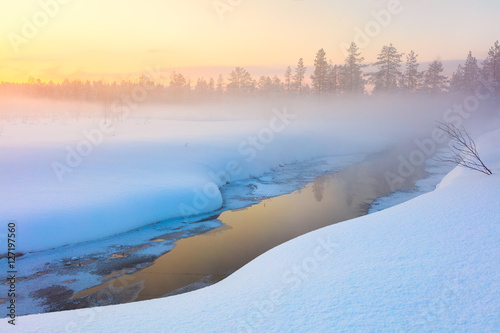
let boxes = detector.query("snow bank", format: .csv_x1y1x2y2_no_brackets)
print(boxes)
7,130,499,331
0,110,398,254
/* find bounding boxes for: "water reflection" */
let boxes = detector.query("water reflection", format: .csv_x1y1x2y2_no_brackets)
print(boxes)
74,151,423,305
312,175,327,202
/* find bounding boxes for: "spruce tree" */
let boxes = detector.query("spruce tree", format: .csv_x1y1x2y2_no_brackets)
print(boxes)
341,42,366,95
272,75,283,96
257,76,273,96
208,77,215,95
195,77,209,97
401,50,422,93
450,64,465,94
293,58,307,94
311,49,329,95
327,64,341,95
423,60,448,94
284,66,292,94
482,41,500,90
462,51,481,94
169,72,188,99
227,67,255,96
369,44,403,94
216,74,225,95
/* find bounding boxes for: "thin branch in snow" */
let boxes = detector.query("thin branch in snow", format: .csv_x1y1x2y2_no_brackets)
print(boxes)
436,122,493,175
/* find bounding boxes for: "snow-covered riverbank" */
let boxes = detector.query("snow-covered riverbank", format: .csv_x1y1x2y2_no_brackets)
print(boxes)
0,153,365,317
1,96,458,255
0,110,399,254
7,128,500,331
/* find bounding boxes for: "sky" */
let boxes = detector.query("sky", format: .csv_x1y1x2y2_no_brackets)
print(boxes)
0,0,499,83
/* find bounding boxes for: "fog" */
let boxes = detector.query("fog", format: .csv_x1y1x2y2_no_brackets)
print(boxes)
1,93,498,150
1,90,499,254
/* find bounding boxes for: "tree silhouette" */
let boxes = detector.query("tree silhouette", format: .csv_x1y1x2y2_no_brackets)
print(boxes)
369,44,403,94
311,48,329,95
341,42,366,95
401,51,422,93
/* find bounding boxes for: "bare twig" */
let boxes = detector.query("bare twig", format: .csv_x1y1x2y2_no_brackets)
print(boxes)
436,122,492,175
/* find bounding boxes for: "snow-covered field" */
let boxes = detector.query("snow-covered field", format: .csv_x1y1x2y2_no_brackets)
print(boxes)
3,124,499,331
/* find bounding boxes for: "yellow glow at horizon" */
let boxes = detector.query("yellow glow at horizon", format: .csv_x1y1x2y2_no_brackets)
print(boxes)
0,0,498,83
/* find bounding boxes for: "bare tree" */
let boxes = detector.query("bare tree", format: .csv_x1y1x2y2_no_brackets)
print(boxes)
437,122,492,175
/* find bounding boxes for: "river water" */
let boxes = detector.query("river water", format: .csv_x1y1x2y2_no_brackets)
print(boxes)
72,147,428,305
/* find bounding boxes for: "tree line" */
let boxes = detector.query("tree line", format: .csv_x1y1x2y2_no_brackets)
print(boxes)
1,41,499,103
308,41,500,96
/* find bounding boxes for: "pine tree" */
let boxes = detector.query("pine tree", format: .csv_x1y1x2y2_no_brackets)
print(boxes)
284,66,292,94
196,77,215,100
216,74,225,95
423,60,448,94
169,72,187,88
169,72,188,99
341,42,366,95
401,50,422,93
450,52,481,95
450,64,465,94
257,76,273,96
482,41,500,90
195,77,208,93
272,75,283,96
462,51,481,93
369,44,403,94
293,58,307,94
327,63,340,95
208,77,215,94
227,67,255,96
302,83,312,95
311,48,329,95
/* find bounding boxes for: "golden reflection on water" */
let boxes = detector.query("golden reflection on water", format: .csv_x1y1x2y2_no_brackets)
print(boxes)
74,156,407,303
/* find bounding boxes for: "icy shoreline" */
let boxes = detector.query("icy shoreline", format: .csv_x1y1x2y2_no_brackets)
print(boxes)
7,127,499,332
0,115,396,254
0,146,432,317
368,149,455,214
0,153,364,316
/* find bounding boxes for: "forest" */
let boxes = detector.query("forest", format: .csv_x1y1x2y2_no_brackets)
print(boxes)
1,41,499,104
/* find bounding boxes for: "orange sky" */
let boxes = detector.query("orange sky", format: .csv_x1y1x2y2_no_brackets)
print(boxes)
1,0,499,83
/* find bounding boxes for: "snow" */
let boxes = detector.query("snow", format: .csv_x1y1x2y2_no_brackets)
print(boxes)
0,153,363,317
0,109,398,254
6,128,499,331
